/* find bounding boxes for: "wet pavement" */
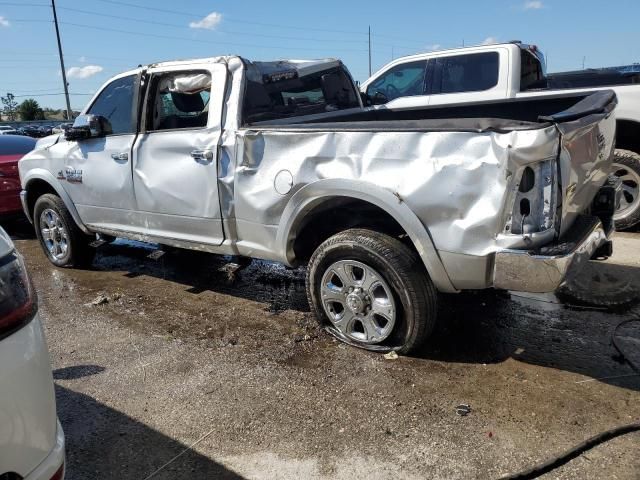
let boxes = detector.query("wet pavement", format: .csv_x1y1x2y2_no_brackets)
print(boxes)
4,218,640,479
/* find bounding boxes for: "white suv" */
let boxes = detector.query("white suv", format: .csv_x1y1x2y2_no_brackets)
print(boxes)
0,227,65,479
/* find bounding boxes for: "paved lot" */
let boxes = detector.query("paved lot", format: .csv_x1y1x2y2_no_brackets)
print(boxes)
5,220,640,480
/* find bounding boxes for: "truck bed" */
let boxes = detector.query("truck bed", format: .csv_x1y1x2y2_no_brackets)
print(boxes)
248,90,615,132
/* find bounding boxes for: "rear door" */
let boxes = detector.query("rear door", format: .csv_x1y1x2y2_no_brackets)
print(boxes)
62,72,139,228
428,50,507,106
131,64,226,245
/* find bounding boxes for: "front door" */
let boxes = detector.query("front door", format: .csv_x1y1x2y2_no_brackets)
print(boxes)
131,64,226,245
62,72,139,228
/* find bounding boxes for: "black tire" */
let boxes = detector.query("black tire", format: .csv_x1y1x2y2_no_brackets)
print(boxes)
33,193,95,267
306,228,438,354
612,149,640,230
557,261,639,309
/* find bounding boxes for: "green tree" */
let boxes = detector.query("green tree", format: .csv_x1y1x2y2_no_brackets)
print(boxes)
1,93,18,121
18,98,44,121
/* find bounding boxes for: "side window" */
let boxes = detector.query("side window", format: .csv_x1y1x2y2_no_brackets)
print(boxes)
147,71,211,132
438,52,499,94
366,61,427,101
520,51,546,90
87,75,136,135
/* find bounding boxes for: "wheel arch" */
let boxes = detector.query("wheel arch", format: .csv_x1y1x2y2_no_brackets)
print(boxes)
276,179,457,293
23,169,91,234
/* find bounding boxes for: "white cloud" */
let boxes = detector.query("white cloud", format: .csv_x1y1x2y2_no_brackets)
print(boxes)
481,36,498,45
189,12,222,30
67,65,103,79
425,44,442,51
524,1,544,9
78,56,87,62
0,16,10,27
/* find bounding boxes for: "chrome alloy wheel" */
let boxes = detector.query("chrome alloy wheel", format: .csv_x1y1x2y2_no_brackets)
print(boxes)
612,162,640,221
40,208,69,261
320,260,396,344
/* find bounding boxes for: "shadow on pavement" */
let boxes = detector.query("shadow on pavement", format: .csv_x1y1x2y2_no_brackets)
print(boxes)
422,287,640,391
56,383,245,480
53,365,106,380
6,219,639,392
95,240,310,314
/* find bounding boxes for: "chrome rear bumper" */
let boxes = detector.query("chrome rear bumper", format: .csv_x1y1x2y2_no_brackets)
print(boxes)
20,190,32,223
493,215,610,293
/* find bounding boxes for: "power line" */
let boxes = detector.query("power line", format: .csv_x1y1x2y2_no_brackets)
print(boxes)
56,6,368,44
12,92,93,97
1,0,431,51
93,0,368,36
59,21,369,53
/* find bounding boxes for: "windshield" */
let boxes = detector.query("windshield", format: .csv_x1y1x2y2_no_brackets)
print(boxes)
242,60,360,124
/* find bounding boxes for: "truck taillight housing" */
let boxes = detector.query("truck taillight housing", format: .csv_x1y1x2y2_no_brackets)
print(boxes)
503,158,558,235
0,251,36,339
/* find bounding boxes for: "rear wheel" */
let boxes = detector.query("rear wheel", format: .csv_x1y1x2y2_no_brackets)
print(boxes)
612,149,640,230
306,228,438,354
34,194,95,267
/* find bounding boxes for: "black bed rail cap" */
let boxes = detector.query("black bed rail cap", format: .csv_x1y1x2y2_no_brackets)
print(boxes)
539,89,617,123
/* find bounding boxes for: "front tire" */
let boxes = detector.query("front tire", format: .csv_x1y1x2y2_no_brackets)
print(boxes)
34,194,95,267
612,149,640,230
306,228,438,354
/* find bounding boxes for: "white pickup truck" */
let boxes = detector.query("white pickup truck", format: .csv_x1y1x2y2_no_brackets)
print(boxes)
19,56,618,354
361,42,640,229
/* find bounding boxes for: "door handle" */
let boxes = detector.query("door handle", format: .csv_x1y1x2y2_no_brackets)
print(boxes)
111,152,128,161
190,150,214,162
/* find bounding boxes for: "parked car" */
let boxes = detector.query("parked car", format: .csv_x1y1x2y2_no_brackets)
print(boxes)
0,135,36,219
360,41,640,229
38,125,54,137
52,123,72,134
19,56,618,353
0,126,17,135
0,227,65,479
17,126,40,138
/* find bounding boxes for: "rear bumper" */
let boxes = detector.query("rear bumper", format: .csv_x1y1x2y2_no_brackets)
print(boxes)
493,214,610,293
24,419,65,480
0,316,62,478
20,190,32,223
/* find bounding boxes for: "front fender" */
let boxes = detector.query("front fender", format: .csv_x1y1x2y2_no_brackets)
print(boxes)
276,179,457,293
21,168,91,234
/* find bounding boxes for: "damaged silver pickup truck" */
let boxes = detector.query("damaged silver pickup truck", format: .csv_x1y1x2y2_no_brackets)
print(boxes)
19,56,619,353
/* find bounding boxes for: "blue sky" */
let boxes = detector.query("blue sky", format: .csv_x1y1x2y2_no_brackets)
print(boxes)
0,0,638,110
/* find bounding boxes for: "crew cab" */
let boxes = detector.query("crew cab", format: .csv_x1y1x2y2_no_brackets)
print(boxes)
361,42,640,229
19,56,618,353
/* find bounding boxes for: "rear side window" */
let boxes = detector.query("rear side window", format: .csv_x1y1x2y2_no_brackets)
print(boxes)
147,71,211,132
436,52,499,94
87,75,136,135
520,51,546,90
242,64,360,124
366,61,427,101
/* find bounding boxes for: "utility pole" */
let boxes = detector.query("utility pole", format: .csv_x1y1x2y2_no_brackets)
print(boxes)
51,0,72,121
582,56,586,70
368,26,372,76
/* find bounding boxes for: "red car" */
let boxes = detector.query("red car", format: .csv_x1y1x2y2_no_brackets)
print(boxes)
0,135,36,218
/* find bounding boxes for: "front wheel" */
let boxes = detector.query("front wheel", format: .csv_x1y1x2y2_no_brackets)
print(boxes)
306,228,438,354
34,194,95,267
612,149,640,230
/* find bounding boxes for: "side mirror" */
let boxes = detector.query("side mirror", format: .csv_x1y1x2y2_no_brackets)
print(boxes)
65,114,112,141
370,91,389,105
